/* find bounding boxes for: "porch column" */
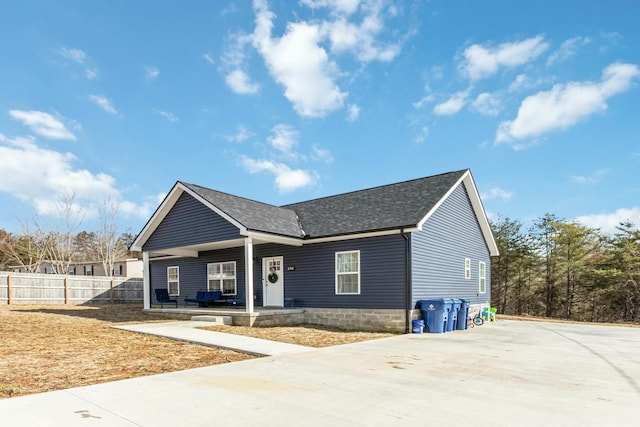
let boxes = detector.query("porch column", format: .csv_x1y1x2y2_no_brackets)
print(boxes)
142,252,150,310
244,238,254,314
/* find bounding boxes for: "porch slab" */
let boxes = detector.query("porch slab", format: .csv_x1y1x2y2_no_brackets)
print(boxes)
191,315,233,325
144,307,305,327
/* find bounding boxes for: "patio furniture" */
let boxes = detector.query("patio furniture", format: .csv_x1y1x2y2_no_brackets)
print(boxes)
184,291,207,307
154,289,178,308
185,291,223,307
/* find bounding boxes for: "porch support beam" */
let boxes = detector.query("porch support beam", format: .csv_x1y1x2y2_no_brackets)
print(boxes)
244,238,254,314
143,252,150,310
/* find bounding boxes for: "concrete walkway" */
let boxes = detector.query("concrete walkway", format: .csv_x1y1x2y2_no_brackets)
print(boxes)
1,320,639,426
112,321,312,356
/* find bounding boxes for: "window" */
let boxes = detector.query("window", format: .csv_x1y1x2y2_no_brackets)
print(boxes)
479,261,486,294
464,258,471,280
167,266,179,296
85,265,93,276
68,266,76,275
207,262,236,295
336,251,360,295
113,264,122,276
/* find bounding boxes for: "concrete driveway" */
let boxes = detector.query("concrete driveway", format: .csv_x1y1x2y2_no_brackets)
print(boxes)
0,320,638,426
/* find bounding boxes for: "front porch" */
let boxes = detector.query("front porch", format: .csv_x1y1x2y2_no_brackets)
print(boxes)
144,306,305,327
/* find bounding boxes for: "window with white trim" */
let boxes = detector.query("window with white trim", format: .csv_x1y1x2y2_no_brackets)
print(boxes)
167,266,180,296
113,264,122,276
336,250,360,295
85,265,93,276
479,261,486,294
207,262,237,295
464,258,471,280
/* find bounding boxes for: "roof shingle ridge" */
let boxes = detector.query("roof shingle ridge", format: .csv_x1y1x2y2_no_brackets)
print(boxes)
281,169,468,208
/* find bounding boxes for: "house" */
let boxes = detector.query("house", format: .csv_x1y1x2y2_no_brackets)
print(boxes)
130,169,498,332
10,259,143,277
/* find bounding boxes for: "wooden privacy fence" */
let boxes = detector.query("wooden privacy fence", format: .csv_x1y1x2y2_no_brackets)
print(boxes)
0,272,143,305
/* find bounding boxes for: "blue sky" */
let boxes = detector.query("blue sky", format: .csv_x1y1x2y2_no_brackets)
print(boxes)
1,0,639,236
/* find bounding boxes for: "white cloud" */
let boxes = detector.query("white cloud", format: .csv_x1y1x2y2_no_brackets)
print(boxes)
300,0,360,15
9,110,76,141
496,62,640,145
569,169,608,184
240,156,315,192
153,109,179,123
85,68,98,79
576,207,640,235
203,53,215,64
461,35,549,81
145,66,159,80
224,125,254,143
58,47,86,64
225,69,260,94
88,95,119,115
480,187,513,201
346,104,360,121
252,1,347,117
546,36,591,66
414,126,429,144
0,134,151,220
433,91,468,116
323,4,402,62
268,124,300,158
311,144,334,163
471,92,501,116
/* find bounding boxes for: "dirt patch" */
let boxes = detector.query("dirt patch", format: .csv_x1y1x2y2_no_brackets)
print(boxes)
199,324,396,348
1,305,397,399
0,305,253,399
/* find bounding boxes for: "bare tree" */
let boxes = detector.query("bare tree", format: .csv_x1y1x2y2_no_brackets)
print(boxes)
45,192,84,274
95,198,127,276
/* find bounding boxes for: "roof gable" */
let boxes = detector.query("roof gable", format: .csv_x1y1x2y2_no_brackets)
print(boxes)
131,169,498,256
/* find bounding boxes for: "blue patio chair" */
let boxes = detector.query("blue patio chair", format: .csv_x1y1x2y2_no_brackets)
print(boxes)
154,288,178,308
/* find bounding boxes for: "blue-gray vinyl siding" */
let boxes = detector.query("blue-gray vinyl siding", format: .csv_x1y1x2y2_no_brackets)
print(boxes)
149,234,407,309
150,247,245,303
143,192,241,251
411,183,491,306
254,234,407,309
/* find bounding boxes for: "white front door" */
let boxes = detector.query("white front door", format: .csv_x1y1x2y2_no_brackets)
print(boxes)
262,256,284,307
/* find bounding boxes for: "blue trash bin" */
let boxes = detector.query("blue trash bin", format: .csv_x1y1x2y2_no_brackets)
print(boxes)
412,319,425,334
418,299,449,333
447,298,461,332
457,299,470,330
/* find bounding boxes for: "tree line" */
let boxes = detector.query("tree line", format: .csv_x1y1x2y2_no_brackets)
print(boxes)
0,196,139,277
491,214,639,324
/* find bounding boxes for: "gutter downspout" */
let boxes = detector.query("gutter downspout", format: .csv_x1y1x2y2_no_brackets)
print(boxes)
401,229,411,334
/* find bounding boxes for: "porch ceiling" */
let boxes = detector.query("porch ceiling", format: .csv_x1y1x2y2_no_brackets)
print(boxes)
148,233,301,258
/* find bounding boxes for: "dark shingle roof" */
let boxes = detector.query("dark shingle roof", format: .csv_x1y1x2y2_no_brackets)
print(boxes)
283,170,467,238
181,182,304,238
182,169,467,240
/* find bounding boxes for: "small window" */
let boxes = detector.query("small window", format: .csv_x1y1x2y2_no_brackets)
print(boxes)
207,262,236,295
479,261,486,294
85,265,93,276
464,258,471,280
113,264,122,276
336,251,360,295
68,266,76,275
167,266,180,296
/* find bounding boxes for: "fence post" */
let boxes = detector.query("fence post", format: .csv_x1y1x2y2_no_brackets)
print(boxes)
7,275,12,305
110,279,115,304
64,277,69,304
